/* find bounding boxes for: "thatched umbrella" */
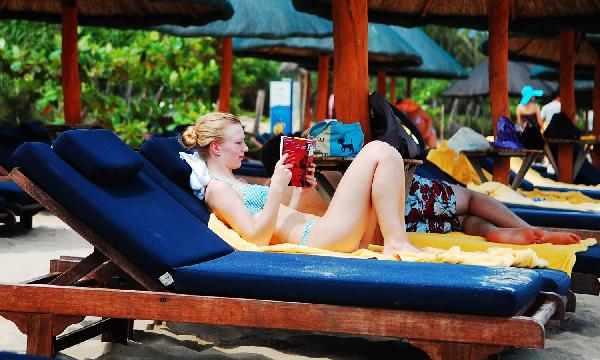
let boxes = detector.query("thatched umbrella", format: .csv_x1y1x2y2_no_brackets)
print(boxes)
530,65,594,81
442,58,555,98
0,0,234,124
233,23,422,121
369,26,466,102
292,0,600,32
154,0,332,113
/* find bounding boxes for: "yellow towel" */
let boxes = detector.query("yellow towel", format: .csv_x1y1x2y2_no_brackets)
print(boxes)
426,141,489,185
468,181,600,213
519,187,600,204
208,214,595,275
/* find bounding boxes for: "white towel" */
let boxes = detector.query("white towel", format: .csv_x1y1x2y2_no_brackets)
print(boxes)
179,151,210,200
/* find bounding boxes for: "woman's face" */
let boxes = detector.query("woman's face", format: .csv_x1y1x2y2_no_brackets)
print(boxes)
215,123,248,169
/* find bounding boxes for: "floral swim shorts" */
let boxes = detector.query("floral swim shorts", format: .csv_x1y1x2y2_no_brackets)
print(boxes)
405,174,461,233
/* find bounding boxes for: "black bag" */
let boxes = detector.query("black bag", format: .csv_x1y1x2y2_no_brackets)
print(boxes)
519,123,545,150
369,91,425,159
544,112,580,140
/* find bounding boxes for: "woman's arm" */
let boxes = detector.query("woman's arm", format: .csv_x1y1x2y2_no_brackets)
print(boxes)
207,182,284,246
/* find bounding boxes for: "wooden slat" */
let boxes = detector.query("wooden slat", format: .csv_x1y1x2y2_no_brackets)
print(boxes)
571,272,600,295
49,249,107,286
55,318,120,352
0,283,552,349
26,314,54,356
9,169,165,292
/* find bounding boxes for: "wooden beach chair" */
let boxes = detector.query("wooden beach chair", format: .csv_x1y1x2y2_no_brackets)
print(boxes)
0,130,571,359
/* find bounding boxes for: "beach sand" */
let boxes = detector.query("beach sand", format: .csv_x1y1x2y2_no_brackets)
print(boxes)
1,212,600,359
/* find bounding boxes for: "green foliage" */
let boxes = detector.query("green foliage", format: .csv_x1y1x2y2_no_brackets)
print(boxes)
0,20,279,144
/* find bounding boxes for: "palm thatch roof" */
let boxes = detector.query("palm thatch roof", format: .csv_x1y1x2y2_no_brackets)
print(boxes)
154,0,331,39
232,23,422,68
369,27,467,79
442,57,556,98
292,0,600,31
0,0,234,28
482,34,600,72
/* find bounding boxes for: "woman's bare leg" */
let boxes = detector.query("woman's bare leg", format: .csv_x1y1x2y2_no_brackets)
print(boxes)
453,185,580,244
308,141,417,253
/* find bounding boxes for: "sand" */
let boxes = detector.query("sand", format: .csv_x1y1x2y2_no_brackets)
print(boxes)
1,212,600,359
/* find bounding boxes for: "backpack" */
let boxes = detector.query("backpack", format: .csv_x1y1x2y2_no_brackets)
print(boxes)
544,112,580,140
492,116,523,150
369,91,425,159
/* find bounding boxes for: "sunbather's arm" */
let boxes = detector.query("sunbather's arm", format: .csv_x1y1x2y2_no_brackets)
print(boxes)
288,163,317,211
207,181,285,246
207,155,293,246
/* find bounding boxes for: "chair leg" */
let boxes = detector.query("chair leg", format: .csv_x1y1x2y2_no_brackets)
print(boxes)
20,211,33,229
101,318,134,344
26,314,54,356
409,339,504,360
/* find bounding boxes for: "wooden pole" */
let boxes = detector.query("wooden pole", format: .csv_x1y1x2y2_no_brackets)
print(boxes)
62,2,81,125
405,77,413,98
332,0,370,140
594,60,600,138
592,59,600,167
488,0,510,184
315,55,330,121
304,73,312,130
218,37,233,113
560,30,576,122
389,76,397,103
377,71,386,96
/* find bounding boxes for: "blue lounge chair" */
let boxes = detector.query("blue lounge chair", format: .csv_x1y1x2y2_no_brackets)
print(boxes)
0,130,570,358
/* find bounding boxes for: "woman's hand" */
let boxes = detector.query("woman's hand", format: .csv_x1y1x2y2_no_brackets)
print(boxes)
299,163,317,195
270,153,293,192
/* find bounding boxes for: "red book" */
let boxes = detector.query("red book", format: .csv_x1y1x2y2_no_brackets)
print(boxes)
280,136,316,187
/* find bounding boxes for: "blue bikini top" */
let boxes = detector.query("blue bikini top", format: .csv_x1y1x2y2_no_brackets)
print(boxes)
210,176,269,216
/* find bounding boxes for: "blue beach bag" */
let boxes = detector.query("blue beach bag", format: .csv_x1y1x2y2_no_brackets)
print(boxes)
308,120,364,157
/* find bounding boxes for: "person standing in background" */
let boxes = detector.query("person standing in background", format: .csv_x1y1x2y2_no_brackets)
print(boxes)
516,85,544,131
540,91,561,129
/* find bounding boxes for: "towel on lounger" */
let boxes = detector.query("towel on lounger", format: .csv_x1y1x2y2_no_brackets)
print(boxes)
208,214,596,275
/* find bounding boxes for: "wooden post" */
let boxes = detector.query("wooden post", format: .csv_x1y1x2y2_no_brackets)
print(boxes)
304,73,312,130
558,144,574,183
62,2,81,125
315,55,330,121
332,0,370,140
592,59,600,167
488,0,511,185
560,30,576,122
253,89,265,136
377,71,386,96
405,77,412,98
389,76,397,103
218,37,233,113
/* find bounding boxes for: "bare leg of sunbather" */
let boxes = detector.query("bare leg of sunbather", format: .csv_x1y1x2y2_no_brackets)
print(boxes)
453,185,580,245
307,141,419,254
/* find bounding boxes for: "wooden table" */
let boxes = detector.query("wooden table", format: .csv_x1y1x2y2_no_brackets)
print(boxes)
462,149,543,190
545,138,599,183
313,156,422,203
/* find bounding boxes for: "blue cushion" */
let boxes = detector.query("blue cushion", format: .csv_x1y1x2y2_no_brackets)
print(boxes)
0,182,36,205
573,244,600,276
534,268,571,295
140,137,192,189
0,197,7,210
52,130,143,183
13,142,234,280
140,157,211,224
509,206,600,230
0,352,49,360
173,251,548,317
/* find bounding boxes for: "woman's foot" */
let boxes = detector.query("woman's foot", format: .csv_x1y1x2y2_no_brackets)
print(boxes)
538,230,581,245
384,237,421,255
485,228,543,245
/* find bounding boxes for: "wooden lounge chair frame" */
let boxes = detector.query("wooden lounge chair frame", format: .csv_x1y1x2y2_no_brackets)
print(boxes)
0,168,568,360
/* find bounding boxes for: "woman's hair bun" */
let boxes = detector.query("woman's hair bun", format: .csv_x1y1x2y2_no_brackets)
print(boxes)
180,126,198,148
